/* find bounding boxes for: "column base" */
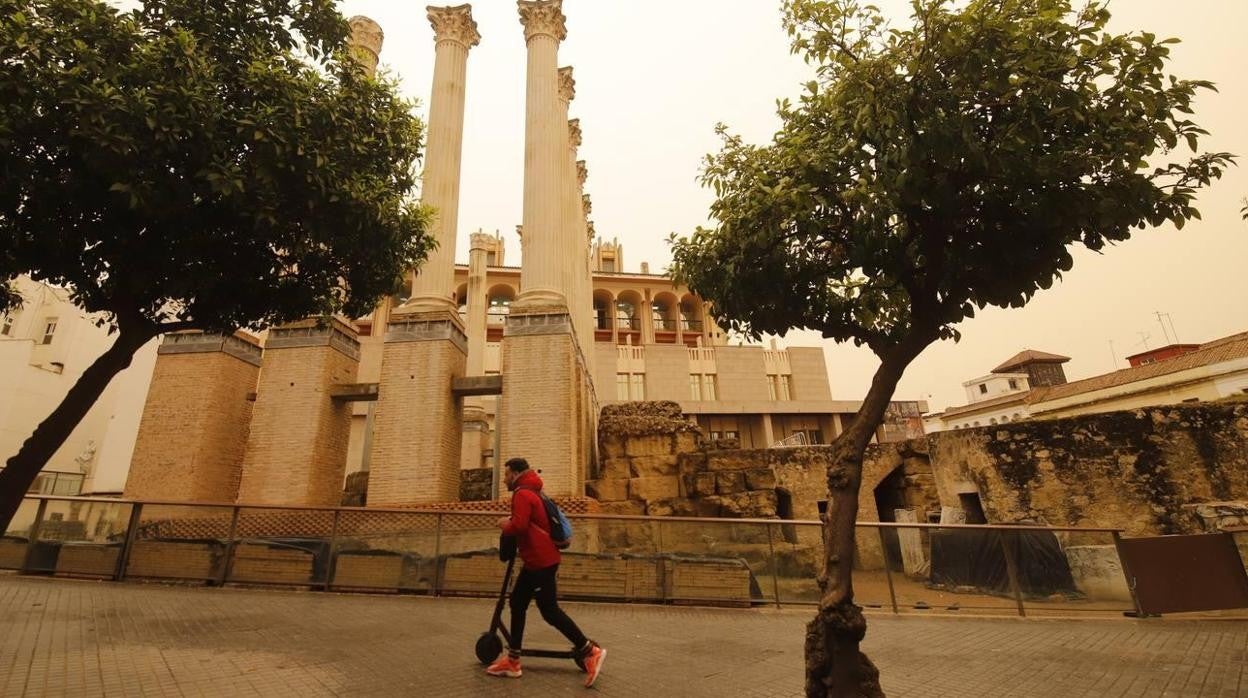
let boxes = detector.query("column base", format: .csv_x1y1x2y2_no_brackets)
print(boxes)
367,313,467,506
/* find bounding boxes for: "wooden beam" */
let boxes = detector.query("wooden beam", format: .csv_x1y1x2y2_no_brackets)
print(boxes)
329,383,380,402
452,375,503,397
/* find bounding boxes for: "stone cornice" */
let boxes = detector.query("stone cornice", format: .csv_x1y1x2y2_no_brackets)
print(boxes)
567,118,582,148
576,159,587,187
558,66,576,102
518,0,566,43
428,4,481,49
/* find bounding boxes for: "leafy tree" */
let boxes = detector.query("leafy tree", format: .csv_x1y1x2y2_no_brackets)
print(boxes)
669,1,1232,695
0,0,431,530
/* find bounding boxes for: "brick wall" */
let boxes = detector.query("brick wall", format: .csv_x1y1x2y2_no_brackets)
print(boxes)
500,328,579,497
369,328,466,505
126,339,259,502
238,338,358,506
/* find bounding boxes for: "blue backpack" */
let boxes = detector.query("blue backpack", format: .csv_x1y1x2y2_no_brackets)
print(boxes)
538,492,573,549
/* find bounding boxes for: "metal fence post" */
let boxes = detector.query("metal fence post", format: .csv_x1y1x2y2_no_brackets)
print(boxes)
21,498,49,574
1111,531,1147,618
431,513,443,596
114,502,144,581
765,522,782,609
217,506,241,586
999,530,1027,617
876,526,900,614
324,510,341,592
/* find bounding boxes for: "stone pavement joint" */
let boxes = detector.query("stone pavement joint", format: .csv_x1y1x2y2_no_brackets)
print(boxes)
0,575,1244,697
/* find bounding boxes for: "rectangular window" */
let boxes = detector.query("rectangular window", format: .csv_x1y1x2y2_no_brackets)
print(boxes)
630,373,645,400
603,259,616,272
723,430,739,440
41,318,57,345
1008,379,1018,390
768,376,777,401
777,375,792,401
701,374,717,401
689,375,701,401
486,251,497,266
804,429,824,445
616,373,629,401
978,383,988,394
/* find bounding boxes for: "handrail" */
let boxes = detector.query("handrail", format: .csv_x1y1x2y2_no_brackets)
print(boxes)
17,495,1124,533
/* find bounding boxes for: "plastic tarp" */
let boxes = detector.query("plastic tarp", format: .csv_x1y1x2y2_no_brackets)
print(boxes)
929,527,1078,598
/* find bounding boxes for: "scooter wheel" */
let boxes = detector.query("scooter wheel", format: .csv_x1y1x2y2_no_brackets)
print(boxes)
475,632,503,665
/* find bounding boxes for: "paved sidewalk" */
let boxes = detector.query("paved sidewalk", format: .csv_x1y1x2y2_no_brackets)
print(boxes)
0,575,1244,697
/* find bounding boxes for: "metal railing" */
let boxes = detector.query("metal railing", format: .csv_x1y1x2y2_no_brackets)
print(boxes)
2,495,1142,616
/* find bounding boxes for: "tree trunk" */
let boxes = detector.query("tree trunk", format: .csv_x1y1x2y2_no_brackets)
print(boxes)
0,322,158,533
805,332,935,698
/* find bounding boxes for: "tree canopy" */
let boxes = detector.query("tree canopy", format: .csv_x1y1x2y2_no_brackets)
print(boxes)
0,0,431,332
671,0,1232,357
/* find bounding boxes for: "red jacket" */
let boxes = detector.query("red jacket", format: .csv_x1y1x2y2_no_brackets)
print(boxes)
502,469,561,571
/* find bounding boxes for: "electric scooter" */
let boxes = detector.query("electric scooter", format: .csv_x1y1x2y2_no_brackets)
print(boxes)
474,536,586,670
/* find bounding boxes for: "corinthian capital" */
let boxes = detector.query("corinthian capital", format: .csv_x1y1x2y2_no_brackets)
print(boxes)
582,193,592,216
518,0,567,43
428,5,481,48
576,160,587,187
347,16,384,75
567,118,582,148
558,66,576,102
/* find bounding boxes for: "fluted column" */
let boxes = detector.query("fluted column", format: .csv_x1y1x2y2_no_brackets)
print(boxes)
515,0,568,309
460,230,492,471
406,5,481,314
557,69,578,321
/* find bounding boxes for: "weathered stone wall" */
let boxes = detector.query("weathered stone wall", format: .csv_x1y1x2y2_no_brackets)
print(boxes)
875,402,1248,536
590,401,702,516
459,468,493,502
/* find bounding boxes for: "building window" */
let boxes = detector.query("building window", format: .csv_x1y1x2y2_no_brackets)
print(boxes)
978,383,988,394
616,373,629,401
802,429,824,445
41,318,57,345
689,375,702,400
486,251,497,266
767,377,777,401
701,374,717,401
630,373,645,400
1008,378,1018,390
772,375,792,401
603,259,616,273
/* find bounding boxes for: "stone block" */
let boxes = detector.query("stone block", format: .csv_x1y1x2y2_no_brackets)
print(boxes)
585,478,630,502
744,468,777,491
688,472,717,497
629,454,679,478
598,500,647,516
747,490,779,517
600,435,627,460
674,431,701,454
624,435,673,458
629,476,680,502
600,457,632,481
677,452,708,476
706,451,757,472
716,471,746,495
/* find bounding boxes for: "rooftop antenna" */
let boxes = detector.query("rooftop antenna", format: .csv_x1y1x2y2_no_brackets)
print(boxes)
1162,313,1179,343
1109,339,1118,369
1153,311,1173,345
1135,331,1151,351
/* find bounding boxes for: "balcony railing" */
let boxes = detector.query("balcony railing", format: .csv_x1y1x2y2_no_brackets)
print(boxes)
681,319,703,332
653,318,678,332
2,494,1149,617
616,317,640,331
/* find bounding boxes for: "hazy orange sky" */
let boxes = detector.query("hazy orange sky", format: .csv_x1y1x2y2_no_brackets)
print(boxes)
338,0,1247,412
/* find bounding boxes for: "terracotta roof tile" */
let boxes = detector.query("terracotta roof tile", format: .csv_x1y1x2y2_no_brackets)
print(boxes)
991,349,1071,374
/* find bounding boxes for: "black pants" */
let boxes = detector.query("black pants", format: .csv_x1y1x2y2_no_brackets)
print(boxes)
509,564,588,654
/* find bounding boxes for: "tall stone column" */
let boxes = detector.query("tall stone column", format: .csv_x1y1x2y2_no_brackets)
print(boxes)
460,231,492,471
556,69,578,322
502,0,582,497
348,16,384,76
368,5,480,506
514,0,568,309
407,5,481,313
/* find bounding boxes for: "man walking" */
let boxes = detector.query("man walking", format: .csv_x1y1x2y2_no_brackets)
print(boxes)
487,457,607,688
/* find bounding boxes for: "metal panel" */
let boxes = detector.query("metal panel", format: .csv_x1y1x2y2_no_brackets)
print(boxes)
1116,533,1248,615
